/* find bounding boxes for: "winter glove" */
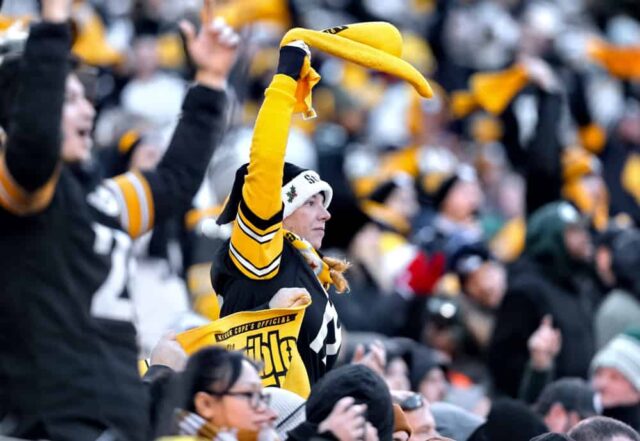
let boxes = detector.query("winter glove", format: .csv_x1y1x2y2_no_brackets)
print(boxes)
277,40,310,80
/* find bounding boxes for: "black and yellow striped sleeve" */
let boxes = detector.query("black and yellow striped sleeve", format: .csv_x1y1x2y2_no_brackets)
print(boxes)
0,153,60,216
104,171,155,238
228,74,298,280
229,197,284,280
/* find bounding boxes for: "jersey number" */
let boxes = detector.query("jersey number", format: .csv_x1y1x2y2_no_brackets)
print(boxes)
90,223,134,321
309,301,341,365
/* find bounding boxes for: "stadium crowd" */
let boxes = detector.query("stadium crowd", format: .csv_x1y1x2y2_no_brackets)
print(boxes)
1,0,640,440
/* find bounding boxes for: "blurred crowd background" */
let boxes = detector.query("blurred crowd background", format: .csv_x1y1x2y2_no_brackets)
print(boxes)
2,0,640,431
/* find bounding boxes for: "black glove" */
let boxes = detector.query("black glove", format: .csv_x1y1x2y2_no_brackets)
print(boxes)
276,44,308,81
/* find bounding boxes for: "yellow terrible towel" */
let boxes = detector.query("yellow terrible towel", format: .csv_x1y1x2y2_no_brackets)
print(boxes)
588,40,640,80
280,22,433,117
450,63,529,118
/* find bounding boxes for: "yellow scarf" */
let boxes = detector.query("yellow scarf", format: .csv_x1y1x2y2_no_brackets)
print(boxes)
284,230,350,293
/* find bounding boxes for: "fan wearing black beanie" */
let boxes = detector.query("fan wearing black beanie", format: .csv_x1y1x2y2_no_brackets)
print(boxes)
288,364,394,441
212,41,349,388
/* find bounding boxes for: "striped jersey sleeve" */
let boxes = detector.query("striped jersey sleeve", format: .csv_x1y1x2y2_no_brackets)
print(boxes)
228,74,298,280
229,197,284,280
103,171,155,238
0,153,60,216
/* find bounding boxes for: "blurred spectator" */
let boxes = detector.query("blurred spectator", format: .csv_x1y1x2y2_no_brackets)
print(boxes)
361,174,419,237
120,32,186,128
393,403,413,441
591,328,640,430
489,201,599,398
166,347,277,439
391,390,439,441
409,346,449,404
384,339,415,392
288,364,393,441
467,398,548,441
414,165,484,257
595,229,640,348
449,243,507,351
533,378,598,433
593,224,628,296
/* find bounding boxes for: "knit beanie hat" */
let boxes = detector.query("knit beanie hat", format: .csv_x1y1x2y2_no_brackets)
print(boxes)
534,378,597,419
431,174,459,210
217,162,333,225
368,180,402,204
431,165,477,210
591,327,640,393
409,346,449,392
303,364,394,441
448,242,492,282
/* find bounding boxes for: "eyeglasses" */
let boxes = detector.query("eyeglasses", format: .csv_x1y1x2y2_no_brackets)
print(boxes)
207,389,271,409
399,393,424,412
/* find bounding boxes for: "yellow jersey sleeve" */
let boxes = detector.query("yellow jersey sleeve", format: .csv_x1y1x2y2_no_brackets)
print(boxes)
229,74,298,280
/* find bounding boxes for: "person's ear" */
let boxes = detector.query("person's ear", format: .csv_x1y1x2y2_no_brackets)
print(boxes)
194,391,219,421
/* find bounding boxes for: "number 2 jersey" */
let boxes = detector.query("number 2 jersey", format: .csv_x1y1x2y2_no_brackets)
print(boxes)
0,22,227,441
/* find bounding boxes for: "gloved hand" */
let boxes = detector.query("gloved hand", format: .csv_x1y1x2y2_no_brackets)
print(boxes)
277,40,310,81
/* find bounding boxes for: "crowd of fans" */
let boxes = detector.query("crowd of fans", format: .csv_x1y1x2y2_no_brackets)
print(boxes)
1,0,640,440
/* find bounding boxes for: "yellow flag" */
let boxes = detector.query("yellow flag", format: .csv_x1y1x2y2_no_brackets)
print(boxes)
177,305,311,398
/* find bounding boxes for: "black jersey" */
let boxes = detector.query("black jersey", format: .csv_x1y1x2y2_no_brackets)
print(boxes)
0,22,227,441
213,238,341,385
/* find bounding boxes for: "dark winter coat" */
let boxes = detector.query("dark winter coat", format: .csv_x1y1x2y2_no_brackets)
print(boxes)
488,202,600,397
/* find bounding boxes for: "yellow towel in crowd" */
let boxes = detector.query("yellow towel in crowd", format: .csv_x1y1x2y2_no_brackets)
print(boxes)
451,63,529,118
177,304,311,398
588,40,640,80
205,0,291,30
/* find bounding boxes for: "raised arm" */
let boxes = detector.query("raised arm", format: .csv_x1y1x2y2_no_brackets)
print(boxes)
0,0,72,215
524,89,564,216
520,59,565,216
227,44,308,280
102,17,238,238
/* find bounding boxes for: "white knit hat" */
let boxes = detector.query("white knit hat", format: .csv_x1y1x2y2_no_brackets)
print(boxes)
591,328,640,393
281,168,333,218
266,387,306,440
